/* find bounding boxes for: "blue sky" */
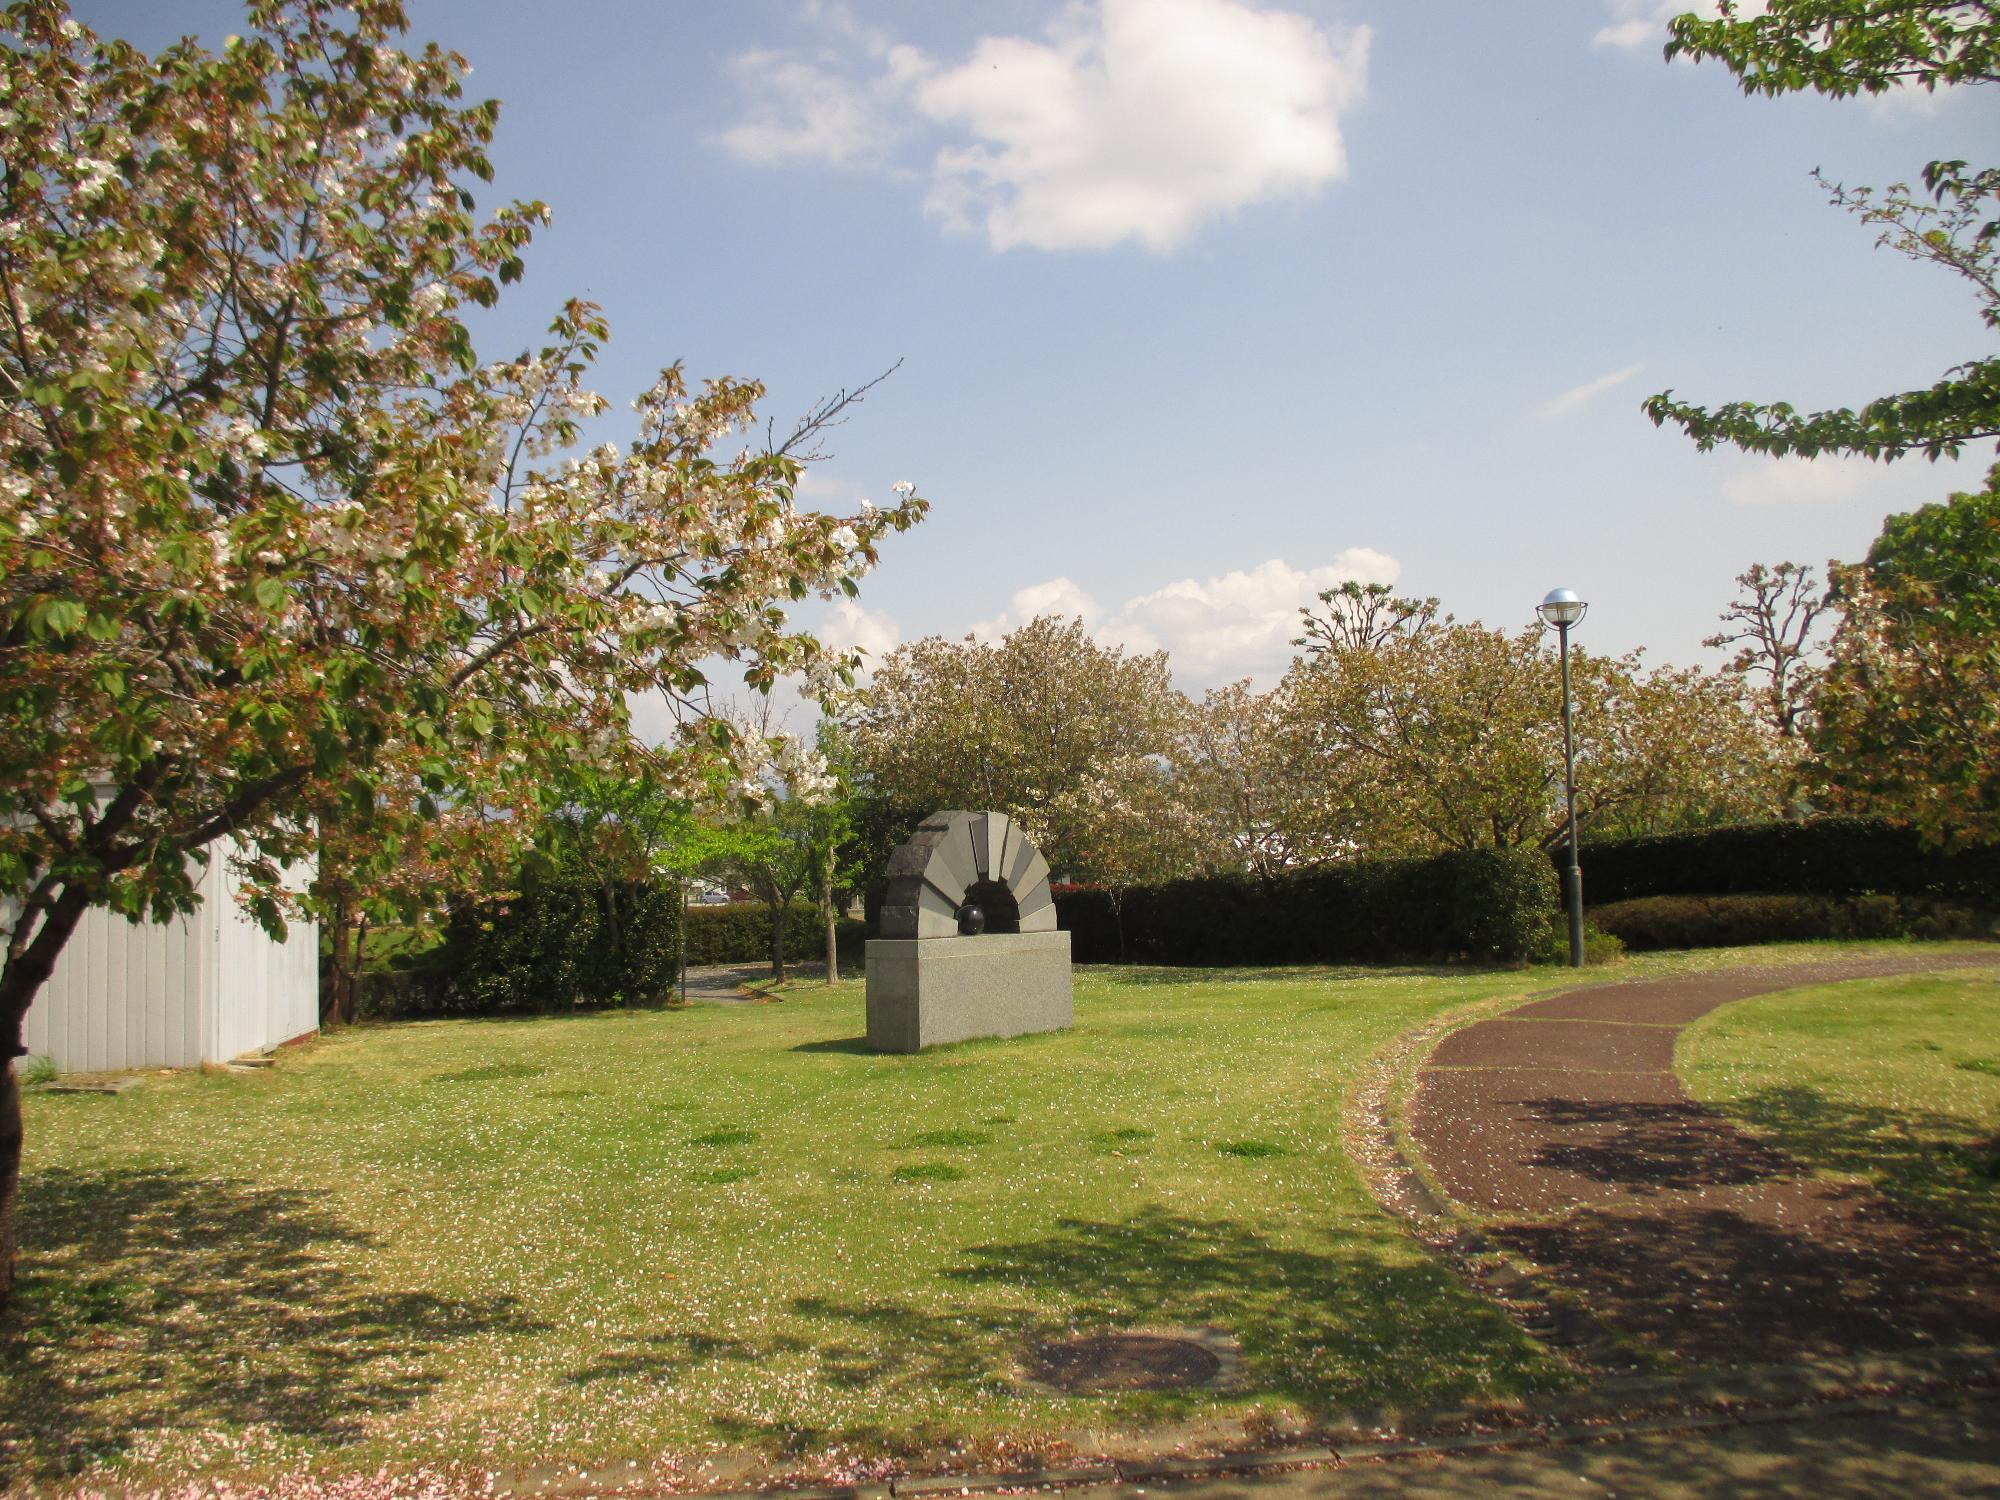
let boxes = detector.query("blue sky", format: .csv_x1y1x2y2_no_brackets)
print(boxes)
80,1,2000,701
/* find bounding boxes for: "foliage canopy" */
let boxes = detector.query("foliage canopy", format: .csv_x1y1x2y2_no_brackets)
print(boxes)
1646,2,2000,463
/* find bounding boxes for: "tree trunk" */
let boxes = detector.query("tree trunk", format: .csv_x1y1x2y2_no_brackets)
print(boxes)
820,856,838,984
321,886,357,1029
0,1058,20,1312
598,875,624,966
596,875,625,1000
0,883,96,1311
769,897,788,982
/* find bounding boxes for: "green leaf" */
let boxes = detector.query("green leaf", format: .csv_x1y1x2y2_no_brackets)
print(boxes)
28,597,86,638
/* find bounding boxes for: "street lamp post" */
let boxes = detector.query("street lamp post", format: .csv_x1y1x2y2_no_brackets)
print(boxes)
1537,588,1588,968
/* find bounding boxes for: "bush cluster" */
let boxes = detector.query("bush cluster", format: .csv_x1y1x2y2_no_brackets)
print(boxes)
412,860,684,1016
1535,921,1626,967
1054,846,1557,966
683,903,866,966
1590,893,1993,951
1574,817,2000,906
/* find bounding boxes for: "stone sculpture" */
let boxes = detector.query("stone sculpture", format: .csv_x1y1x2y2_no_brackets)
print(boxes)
865,809,1073,1052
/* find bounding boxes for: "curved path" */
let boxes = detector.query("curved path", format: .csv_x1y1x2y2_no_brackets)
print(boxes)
1410,953,2000,1365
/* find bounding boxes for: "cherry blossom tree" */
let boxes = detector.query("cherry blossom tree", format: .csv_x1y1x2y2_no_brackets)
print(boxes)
0,0,923,1305
843,616,1184,875
1172,680,1312,876
1279,597,1792,856
706,713,850,982
1811,474,2000,846
1705,561,1832,741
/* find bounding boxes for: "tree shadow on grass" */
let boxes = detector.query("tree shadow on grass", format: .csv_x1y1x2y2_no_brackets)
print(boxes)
1710,1084,2000,1239
0,1166,543,1486
562,1301,1024,1459
936,1207,1548,1417
563,1330,794,1383
557,1208,1551,1462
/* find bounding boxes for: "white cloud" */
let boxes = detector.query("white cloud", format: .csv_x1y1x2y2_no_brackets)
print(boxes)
1593,2,1750,52
819,597,901,669
1862,76,1962,120
914,0,1368,252
626,687,684,747
970,576,1105,640
1720,454,1874,507
1540,361,1647,420
720,0,1369,254
794,468,871,508
1592,15,1659,50
972,549,1401,687
715,47,896,167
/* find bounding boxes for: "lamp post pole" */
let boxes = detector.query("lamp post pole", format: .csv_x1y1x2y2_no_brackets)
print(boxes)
1538,589,1588,969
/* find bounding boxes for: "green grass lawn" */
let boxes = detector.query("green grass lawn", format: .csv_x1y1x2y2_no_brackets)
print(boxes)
1680,966,2000,1238
3,962,1565,1490
4,942,1989,1490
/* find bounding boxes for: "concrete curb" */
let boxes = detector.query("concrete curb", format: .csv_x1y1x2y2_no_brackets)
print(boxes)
492,1346,1997,1498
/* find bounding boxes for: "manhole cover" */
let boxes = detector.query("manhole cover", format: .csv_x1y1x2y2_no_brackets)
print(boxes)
1025,1333,1224,1394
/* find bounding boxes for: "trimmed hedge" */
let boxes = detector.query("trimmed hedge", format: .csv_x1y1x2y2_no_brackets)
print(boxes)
1572,817,2000,906
683,902,866,966
363,899,866,1018
1591,892,1994,951
419,864,683,1015
1054,846,1557,966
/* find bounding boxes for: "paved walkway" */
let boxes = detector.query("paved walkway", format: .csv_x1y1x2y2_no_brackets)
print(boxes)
1054,1387,2000,1499
1410,953,2000,1366
677,960,846,1002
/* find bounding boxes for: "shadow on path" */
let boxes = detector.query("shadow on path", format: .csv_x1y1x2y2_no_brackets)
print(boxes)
1409,952,2000,1366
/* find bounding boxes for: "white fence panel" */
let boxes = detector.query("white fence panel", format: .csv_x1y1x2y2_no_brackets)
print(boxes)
17,847,319,1073
22,902,208,1071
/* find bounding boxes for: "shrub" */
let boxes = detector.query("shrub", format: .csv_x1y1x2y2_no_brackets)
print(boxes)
1054,845,1558,966
1451,847,1562,962
376,896,867,1018
682,903,866,966
1589,892,1993,951
1573,817,2000,906
1535,922,1627,967
416,857,684,1015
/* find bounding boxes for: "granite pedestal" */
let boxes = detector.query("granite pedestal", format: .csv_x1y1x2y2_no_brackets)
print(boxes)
864,929,1073,1053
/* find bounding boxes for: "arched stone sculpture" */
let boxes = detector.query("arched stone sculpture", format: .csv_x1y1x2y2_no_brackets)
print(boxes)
878,809,1059,939
866,810,1073,1052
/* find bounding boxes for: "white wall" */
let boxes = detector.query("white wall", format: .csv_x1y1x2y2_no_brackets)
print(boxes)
18,850,319,1073
21,899,210,1071
209,856,319,1064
